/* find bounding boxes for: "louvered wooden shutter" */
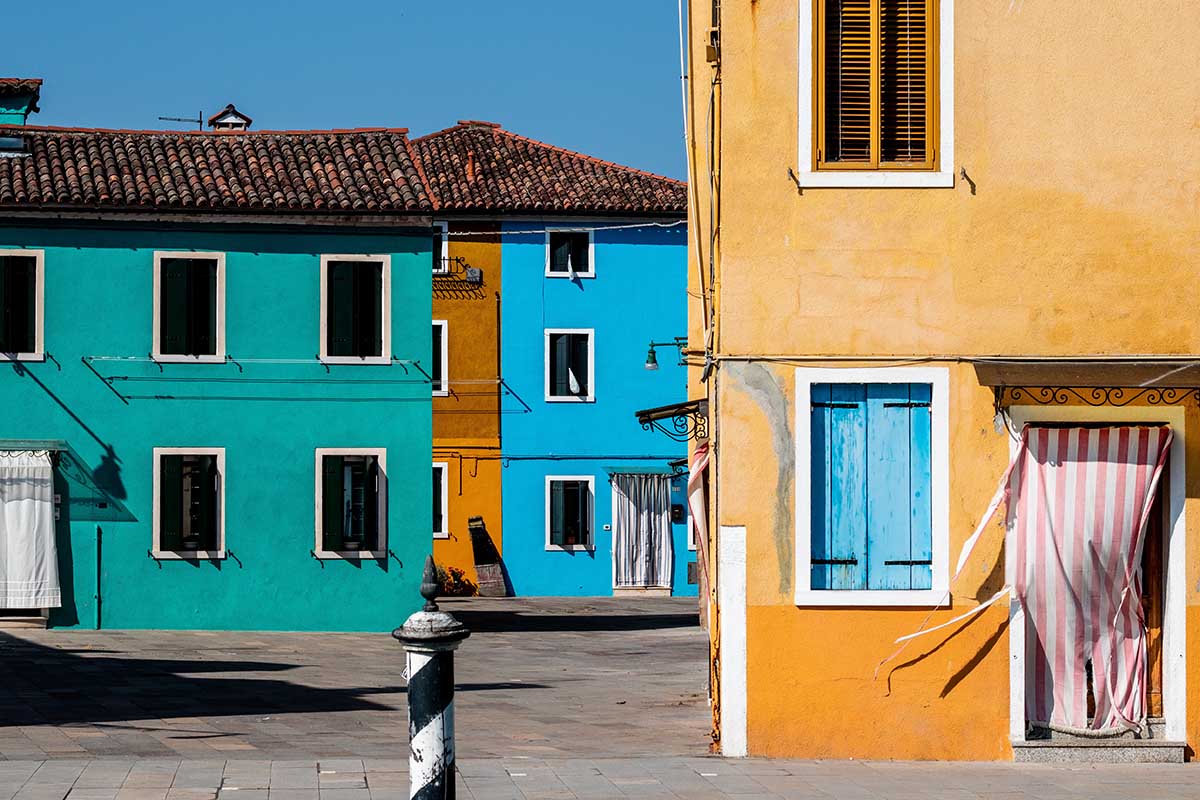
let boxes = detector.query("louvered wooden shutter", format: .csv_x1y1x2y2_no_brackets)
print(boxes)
550,481,565,545
327,261,355,357
194,454,219,551
822,0,872,163
159,455,184,552
880,0,929,163
322,455,345,550
160,259,190,356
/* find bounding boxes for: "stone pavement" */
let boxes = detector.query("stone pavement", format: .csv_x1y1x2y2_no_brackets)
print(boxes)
0,598,709,761
4,757,1200,799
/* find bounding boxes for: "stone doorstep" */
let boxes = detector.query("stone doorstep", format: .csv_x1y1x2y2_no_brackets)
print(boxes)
1012,739,1187,764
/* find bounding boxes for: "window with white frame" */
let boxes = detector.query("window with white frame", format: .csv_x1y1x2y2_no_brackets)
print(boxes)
797,0,954,188
545,329,593,402
153,448,225,559
431,320,448,396
545,231,593,278
794,367,949,606
546,476,594,550
320,255,391,363
0,249,44,361
315,448,387,557
433,462,449,539
432,221,449,274
153,252,225,362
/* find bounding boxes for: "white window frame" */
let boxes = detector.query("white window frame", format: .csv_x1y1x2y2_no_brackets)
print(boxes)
545,474,596,552
0,248,44,362
152,447,226,560
793,366,950,606
795,0,955,189
313,447,388,560
151,251,226,364
544,328,595,403
319,254,392,365
432,319,449,397
433,461,450,540
544,230,596,278
433,221,449,274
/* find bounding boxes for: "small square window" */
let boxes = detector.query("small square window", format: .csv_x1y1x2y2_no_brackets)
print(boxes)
153,448,225,559
315,448,388,558
0,250,43,360
546,476,594,550
320,255,391,364
432,320,448,396
546,231,593,277
153,252,224,362
545,329,594,402
433,462,449,539
432,222,449,274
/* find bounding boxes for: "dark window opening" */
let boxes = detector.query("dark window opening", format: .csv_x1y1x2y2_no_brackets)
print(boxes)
0,255,37,354
432,323,446,393
432,224,447,272
326,260,384,359
159,454,220,553
548,332,590,398
433,465,445,535
549,479,591,547
548,232,591,275
159,257,218,357
321,454,383,552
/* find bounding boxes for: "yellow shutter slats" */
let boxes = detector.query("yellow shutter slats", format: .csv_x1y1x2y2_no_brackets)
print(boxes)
822,0,873,162
880,0,928,163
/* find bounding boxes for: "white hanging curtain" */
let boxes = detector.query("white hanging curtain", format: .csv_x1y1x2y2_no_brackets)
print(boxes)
613,473,673,588
0,451,60,609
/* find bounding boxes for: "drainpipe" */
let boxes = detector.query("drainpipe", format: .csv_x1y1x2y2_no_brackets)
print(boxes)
95,524,102,629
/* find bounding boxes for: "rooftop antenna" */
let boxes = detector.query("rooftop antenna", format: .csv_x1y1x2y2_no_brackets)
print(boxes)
157,111,204,130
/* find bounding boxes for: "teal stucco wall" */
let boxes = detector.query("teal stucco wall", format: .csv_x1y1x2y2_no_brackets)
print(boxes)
0,224,432,631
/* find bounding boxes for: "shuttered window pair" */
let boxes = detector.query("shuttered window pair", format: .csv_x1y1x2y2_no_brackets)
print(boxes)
158,257,219,357
320,454,384,553
0,254,38,356
547,232,591,277
157,452,222,555
549,479,592,548
547,331,592,400
817,0,937,169
810,383,932,590
326,260,384,359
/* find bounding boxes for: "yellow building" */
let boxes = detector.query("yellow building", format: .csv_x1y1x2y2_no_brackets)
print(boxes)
685,1,1200,761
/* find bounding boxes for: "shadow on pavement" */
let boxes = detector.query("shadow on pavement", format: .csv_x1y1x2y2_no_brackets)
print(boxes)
448,609,699,633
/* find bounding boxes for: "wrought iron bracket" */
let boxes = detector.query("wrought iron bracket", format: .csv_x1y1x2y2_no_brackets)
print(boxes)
636,399,709,443
995,385,1200,410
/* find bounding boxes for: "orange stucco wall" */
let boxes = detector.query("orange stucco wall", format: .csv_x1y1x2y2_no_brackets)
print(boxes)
687,1,1200,760
432,223,503,583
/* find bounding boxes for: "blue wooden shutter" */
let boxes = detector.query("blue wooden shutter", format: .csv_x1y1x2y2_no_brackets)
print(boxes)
812,383,868,590
866,384,916,589
907,384,933,589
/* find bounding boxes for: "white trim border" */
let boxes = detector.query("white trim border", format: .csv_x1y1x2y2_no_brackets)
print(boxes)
432,319,449,396
433,461,450,540
544,229,596,278
151,250,226,363
545,474,596,552
151,447,226,560
313,447,389,560
544,328,596,403
0,248,44,362
319,254,392,365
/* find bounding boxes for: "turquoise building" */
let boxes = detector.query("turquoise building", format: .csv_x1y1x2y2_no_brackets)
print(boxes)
0,84,435,630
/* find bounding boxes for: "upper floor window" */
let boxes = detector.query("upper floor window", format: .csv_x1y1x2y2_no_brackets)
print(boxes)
798,0,953,188
545,329,594,402
320,255,391,364
153,252,225,363
153,448,225,559
546,231,593,278
432,320,448,396
315,448,387,558
0,250,43,361
432,221,449,274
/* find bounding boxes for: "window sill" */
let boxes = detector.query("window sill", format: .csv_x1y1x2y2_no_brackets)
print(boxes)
432,390,449,398
794,169,955,189
152,549,225,560
152,354,225,364
320,356,392,366
544,272,595,279
0,352,44,362
313,549,387,560
793,589,949,608
546,544,594,552
433,532,450,540
545,395,595,403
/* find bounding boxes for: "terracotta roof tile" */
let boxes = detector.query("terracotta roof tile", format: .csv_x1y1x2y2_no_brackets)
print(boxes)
0,125,432,215
412,121,686,216
0,78,43,98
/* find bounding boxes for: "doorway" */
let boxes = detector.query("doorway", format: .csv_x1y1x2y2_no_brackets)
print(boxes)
611,473,674,592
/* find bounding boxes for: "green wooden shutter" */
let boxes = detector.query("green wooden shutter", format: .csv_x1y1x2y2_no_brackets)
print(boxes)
327,261,355,357
193,454,219,551
550,234,571,273
364,456,381,550
570,334,590,396
189,259,218,356
550,481,565,545
355,261,383,358
160,258,190,355
551,334,569,396
159,455,184,551
321,455,345,550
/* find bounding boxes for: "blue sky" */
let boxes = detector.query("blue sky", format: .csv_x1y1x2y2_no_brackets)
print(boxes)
6,1,687,179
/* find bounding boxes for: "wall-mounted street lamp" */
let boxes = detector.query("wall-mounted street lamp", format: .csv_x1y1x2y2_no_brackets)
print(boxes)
645,337,688,370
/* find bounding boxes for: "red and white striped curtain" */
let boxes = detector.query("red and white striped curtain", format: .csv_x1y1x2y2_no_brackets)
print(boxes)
1011,426,1172,734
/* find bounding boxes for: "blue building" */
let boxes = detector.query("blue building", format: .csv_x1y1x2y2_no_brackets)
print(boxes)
413,121,695,597
0,85,435,630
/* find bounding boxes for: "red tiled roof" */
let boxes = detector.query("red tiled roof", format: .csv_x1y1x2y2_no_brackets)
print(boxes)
412,121,686,216
0,125,432,215
0,79,43,97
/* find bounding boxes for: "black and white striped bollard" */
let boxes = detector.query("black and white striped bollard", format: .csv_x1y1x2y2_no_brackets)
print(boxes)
394,555,470,800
